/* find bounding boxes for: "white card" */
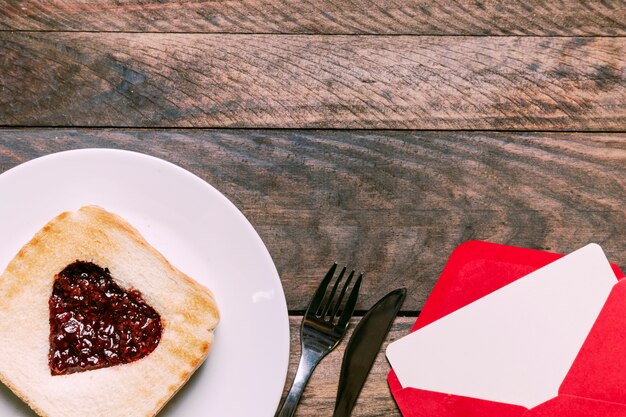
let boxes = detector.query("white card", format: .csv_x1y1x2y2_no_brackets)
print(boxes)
386,244,617,408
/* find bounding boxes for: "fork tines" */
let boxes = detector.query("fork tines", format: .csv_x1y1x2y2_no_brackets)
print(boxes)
308,263,363,328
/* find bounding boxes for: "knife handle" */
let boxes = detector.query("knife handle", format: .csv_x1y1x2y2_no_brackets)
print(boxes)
275,351,322,417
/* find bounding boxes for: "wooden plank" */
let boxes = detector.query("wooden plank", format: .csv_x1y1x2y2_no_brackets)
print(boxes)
283,316,413,416
1,34,625,130
0,0,624,35
0,129,624,311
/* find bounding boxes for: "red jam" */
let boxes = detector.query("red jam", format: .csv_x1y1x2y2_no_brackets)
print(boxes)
49,261,162,376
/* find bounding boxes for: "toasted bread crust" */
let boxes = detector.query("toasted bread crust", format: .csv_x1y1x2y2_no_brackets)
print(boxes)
0,206,219,417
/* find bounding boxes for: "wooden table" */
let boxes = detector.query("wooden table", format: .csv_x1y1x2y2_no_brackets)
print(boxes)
0,1,625,415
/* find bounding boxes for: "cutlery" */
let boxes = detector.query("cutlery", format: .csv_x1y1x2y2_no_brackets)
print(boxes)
275,264,363,417
333,288,407,417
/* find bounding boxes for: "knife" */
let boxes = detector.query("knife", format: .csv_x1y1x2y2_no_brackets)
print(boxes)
332,287,407,417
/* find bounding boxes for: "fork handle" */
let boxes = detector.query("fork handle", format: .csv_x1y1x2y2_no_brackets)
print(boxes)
275,352,321,417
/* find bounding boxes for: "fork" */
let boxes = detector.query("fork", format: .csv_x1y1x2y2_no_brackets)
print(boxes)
275,264,363,417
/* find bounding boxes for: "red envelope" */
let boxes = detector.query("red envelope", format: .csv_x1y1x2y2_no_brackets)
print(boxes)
388,240,625,417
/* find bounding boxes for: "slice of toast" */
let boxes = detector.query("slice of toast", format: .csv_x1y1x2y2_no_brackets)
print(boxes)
0,206,219,417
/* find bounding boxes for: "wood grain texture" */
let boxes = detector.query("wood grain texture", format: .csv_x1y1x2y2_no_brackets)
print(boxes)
0,0,624,35
1,33,625,129
0,128,624,311
284,316,413,416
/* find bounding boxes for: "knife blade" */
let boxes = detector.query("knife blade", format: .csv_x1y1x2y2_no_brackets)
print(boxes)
332,287,407,417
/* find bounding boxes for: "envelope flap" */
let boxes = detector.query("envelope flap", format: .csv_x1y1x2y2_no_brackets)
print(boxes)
415,241,564,331
416,241,624,331
560,278,626,403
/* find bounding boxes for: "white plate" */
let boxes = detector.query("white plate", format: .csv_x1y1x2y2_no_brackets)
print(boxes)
0,149,289,417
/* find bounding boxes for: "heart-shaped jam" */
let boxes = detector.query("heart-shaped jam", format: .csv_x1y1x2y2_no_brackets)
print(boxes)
49,261,162,376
